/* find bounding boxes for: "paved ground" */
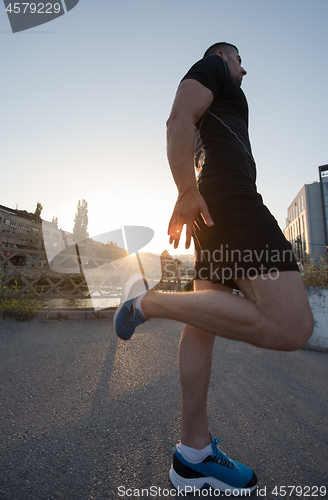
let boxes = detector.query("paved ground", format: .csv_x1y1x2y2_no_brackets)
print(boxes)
0,317,327,500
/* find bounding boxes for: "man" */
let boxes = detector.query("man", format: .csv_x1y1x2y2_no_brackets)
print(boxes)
114,42,314,494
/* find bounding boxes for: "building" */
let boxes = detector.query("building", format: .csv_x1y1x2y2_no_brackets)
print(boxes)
318,164,328,248
0,203,127,271
157,249,182,290
0,204,47,266
284,165,327,261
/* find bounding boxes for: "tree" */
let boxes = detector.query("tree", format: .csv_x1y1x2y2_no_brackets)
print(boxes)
52,216,58,229
73,199,89,240
34,202,43,218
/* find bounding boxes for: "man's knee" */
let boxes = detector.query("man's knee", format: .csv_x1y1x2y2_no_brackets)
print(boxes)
285,309,314,351
261,308,314,352
179,325,215,353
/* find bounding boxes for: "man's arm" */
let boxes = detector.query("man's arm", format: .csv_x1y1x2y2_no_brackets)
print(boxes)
166,79,214,249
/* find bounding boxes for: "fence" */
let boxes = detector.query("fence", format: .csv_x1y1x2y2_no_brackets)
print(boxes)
0,247,192,302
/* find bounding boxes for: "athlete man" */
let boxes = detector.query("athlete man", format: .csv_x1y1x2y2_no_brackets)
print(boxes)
114,42,314,494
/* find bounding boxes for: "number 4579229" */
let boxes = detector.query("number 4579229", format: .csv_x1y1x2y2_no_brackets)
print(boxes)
5,3,61,14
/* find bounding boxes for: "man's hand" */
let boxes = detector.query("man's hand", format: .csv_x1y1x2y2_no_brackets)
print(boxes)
168,191,214,249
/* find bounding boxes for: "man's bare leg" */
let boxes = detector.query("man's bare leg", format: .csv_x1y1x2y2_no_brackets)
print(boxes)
142,271,314,351
179,280,233,450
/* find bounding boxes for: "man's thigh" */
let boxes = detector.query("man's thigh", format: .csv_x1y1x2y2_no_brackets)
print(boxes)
234,270,314,344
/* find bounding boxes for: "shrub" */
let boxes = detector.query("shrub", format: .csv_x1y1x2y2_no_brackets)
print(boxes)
301,257,328,287
0,296,38,321
0,277,41,321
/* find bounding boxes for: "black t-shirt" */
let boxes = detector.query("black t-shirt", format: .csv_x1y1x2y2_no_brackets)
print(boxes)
181,55,257,193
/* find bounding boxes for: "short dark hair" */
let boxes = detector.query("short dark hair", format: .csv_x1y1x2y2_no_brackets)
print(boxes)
203,42,239,58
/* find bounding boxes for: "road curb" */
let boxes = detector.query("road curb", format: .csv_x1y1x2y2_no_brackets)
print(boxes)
38,309,115,320
0,308,116,321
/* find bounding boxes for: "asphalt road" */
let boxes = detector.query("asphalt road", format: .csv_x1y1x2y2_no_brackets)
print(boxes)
0,317,327,500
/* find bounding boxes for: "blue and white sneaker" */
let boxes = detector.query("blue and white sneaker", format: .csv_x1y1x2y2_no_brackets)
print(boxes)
114,274,150,340
169,436,257,494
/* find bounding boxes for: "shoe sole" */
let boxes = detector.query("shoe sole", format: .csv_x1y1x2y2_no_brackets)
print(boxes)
113,273,146,340
169,466,257,494
113,301,132,340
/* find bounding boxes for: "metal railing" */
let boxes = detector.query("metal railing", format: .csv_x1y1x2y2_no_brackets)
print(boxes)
0,247,192,301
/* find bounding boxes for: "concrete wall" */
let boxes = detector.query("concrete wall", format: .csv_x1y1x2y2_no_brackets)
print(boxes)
305,287,328,352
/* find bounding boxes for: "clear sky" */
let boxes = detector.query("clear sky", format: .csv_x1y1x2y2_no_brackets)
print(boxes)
1,0,328,256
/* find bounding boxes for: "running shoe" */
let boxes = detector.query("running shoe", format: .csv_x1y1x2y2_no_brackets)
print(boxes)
169,435,257,494
114,274,150,340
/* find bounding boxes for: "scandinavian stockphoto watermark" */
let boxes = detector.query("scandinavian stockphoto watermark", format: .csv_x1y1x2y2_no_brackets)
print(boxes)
41,192,292,308
161,244,295,284
42,213,288,310
3,0,79,33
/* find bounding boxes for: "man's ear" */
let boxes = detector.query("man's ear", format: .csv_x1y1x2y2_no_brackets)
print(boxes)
216,50,227,62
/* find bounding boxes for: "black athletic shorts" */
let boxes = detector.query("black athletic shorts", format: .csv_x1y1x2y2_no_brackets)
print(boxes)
192,187,299,289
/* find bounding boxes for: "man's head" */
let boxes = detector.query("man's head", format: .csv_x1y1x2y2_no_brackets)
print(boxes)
203,42,247,87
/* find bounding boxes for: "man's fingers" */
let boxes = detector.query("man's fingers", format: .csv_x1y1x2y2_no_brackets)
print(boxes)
168,220,183,247
185,224,192,250
168,194,211,249
200,200,214,227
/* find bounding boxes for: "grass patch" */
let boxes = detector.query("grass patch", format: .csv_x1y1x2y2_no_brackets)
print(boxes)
0,277,42,321
301,256,328,286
